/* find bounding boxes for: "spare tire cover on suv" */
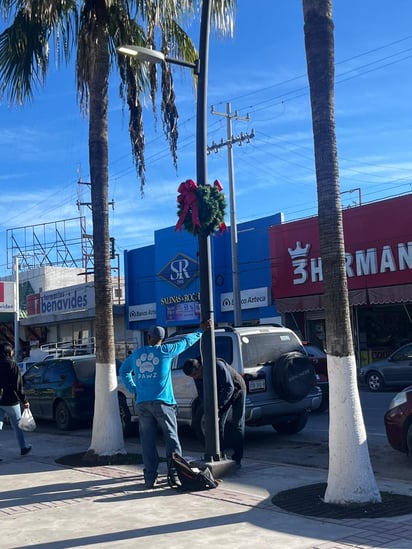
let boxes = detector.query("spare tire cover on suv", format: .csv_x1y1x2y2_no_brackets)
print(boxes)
272,351,315,403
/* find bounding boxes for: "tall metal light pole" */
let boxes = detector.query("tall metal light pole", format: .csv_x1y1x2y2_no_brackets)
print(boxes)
194,0,220,464
118,0,224,464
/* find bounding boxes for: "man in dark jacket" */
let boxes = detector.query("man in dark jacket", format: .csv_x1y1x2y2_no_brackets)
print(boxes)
0,342,32,458
183,356,246,466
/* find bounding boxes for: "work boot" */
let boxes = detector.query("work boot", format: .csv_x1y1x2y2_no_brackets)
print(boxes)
21,445,32,456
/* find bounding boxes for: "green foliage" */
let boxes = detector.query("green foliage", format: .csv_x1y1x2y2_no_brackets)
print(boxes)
176,181,227,236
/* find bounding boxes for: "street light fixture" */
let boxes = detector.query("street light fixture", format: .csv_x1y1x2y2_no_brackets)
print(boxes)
118,0,229,469
117,45,199,72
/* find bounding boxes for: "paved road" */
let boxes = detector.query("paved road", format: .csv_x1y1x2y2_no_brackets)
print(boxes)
33,387,412,483
177,387,412,482
236,388,412,483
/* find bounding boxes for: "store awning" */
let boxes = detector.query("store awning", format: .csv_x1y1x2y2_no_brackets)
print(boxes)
275,285,412,313
368,284,412,305
275,294,323,313
275,290,366,313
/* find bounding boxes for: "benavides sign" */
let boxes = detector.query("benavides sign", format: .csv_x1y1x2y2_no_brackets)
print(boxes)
0,281,15,312
26,284,95,316
270,194,412,298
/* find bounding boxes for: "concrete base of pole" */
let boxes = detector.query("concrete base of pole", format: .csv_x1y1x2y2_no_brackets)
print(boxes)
192,457,238,479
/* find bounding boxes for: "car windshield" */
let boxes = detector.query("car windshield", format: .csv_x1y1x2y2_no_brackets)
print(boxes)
241,332,304,369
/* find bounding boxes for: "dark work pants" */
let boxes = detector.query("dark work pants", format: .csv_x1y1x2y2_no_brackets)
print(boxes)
218,391,245,463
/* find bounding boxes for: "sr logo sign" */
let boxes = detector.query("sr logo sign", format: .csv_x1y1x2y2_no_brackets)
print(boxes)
158,253,199,290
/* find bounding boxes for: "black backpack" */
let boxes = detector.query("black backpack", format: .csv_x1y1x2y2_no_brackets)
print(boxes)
167,453,219,491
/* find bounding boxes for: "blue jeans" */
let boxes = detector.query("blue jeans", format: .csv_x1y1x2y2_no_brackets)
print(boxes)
137,401,182,484
0,404,27,450
219,392,245,463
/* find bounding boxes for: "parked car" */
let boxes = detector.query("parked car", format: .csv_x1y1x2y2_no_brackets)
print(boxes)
117,325,322,439
384,386,412,456
303,342,329,412
23,355,96,430
358,343,412,392
114,358,141,437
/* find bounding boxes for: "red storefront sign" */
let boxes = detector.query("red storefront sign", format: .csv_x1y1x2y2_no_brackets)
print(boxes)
270,195,412,301
27,293,41,316
0,281,15,312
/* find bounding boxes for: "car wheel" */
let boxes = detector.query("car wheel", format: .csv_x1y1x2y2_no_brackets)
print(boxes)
118,394,138,438
192,404,205,442
272,411,308,434
315,392,329,413
272,352,315,402
55,400,76,430
366,372,384,392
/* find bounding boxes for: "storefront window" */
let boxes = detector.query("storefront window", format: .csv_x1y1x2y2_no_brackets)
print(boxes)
307,320,326,350
358,304,412,359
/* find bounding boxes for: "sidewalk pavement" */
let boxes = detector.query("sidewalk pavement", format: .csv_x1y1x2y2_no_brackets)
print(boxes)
1,427,412,549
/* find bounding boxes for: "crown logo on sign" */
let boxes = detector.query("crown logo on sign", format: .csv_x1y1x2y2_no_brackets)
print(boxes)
288,241,311,259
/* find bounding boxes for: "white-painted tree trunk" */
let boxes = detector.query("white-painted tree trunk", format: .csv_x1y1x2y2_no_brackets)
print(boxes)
324,354,381,504
89,362,126,456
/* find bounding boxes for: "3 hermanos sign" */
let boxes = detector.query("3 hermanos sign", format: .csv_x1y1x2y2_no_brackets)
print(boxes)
0,281,15,313
287,240,412,286
270,195,412,298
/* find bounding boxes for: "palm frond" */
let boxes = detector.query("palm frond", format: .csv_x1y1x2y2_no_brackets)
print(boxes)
0,0,78,105
210,0,236,37
163,18,198,64
161,60,178,169
119,59,147,194
111,7,152,193
0,10,49,104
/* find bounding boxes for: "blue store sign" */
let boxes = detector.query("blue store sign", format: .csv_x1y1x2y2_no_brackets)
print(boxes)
158,253,199,290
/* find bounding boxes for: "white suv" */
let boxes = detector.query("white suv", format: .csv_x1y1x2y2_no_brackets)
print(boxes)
117,325,322,438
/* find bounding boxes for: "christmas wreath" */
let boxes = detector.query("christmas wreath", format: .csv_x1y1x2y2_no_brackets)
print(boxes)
175,179,227,236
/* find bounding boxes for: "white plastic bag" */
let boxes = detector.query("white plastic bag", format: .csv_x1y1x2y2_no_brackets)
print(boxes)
18,408,37,432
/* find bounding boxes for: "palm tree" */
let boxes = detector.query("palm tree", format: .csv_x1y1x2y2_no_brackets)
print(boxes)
302,0,381,504
0,0,235,458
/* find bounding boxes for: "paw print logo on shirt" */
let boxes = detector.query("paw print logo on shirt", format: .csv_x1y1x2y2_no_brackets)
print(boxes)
136,352,160,373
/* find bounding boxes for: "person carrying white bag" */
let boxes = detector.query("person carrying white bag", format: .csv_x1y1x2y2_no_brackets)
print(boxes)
0,342,32,460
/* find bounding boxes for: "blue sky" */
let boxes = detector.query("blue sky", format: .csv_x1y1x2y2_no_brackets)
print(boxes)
1,0,412,277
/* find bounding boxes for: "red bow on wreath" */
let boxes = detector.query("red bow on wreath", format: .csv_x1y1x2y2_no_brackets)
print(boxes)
213,179,227,233
175,179,201,232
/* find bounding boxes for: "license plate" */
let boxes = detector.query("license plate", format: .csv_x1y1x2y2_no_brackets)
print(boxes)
248,378,266,393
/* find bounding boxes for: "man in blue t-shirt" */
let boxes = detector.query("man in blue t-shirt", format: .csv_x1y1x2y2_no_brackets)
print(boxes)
119,320,211,489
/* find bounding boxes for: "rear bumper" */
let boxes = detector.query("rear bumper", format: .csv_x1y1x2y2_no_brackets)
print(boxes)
244,387,322,426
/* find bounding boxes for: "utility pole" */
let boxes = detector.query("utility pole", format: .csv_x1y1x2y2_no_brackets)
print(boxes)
208,103,255,326
13,256,20,360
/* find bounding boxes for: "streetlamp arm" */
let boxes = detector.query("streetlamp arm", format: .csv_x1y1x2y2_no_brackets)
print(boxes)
165,55,199,74
118,45,198,74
